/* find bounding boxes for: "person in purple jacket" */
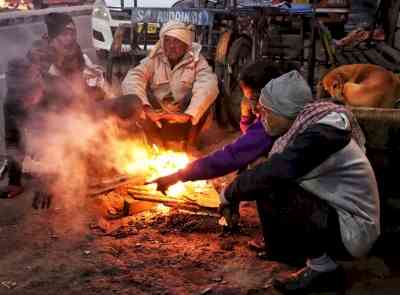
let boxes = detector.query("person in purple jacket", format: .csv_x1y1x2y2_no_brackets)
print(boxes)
148,59,283,190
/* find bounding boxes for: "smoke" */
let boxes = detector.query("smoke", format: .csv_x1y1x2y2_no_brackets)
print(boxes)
22,95,144,214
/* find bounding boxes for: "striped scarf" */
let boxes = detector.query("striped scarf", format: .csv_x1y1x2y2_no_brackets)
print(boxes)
269,101,365,156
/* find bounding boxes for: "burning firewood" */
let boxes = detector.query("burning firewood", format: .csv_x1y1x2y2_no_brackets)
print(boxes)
88,175,146,196
128,191,219,216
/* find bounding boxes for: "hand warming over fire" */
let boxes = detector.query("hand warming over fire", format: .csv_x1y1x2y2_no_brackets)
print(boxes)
147,172,182,194
161,113,192,124
144,106,164,127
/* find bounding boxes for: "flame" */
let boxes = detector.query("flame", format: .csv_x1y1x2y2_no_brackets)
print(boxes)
0,0,31,10
155,204,170,214
114,141,208,201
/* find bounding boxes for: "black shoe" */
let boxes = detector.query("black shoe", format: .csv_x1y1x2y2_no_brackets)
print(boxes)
273,265,346,294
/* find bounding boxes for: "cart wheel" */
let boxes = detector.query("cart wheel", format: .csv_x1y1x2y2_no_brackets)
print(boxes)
223,37,252,130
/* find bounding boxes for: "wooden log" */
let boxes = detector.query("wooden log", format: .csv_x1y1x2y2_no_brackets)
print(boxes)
128,191,219,216
88,175,146,196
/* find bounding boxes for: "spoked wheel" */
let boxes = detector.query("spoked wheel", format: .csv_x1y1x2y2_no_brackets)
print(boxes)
223,36,252,130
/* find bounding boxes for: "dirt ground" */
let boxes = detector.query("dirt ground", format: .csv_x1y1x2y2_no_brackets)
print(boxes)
1,123,400,295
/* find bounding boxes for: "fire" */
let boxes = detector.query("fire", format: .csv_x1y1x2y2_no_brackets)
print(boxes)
114,141,208,200
0,0,31,10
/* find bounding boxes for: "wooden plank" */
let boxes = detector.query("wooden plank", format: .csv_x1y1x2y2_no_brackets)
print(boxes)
364,49,398,71
376,43,400,65
335,52,348,65
128,183,221,209
351,50,369,64
128,192,219,216
341,51,358,64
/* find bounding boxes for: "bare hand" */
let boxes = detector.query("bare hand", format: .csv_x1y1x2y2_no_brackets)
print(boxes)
146,173,181,194
161,113,192,124
144,107,164,127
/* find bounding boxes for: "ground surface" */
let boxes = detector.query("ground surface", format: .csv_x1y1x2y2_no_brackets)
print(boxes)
1,123,400,295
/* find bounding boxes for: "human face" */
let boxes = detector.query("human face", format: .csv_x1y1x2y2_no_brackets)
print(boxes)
240,81,259,114
51,23,78,56
163,35,188,66
259,104,292,136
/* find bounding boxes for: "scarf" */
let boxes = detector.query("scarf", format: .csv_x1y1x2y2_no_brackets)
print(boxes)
269,101,366,156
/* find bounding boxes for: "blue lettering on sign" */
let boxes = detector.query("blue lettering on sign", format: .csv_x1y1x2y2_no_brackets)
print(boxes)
132,8,210,25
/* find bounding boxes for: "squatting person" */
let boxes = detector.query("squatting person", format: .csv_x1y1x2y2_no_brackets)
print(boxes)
121,20,219,152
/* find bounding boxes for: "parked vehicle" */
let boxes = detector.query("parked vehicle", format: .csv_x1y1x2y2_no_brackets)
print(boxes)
102,0,352,128
1,0,86,10
91,0,178,56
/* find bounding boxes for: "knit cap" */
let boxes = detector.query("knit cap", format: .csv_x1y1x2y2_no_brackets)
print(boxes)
259,70,313,119
45,13,74,41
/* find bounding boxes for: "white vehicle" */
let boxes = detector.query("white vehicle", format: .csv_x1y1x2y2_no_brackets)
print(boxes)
91,0,181,55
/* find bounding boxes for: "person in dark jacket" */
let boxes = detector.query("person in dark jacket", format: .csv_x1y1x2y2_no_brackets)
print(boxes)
1,58,143,208
1,58,47,203
153,70,380,293
27,13,109,105
221,71,380,293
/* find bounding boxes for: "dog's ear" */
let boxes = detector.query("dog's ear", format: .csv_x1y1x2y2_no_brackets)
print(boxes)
331,74,344,100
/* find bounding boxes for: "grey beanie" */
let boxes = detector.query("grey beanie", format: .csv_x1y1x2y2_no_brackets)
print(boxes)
259,70,313,119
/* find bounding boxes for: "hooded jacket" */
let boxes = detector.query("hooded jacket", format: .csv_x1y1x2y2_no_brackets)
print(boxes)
121,42,219,125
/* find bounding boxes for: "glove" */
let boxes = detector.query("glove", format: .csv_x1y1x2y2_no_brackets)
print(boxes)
148,172,181,195
32,190,52,209
218,190,240,230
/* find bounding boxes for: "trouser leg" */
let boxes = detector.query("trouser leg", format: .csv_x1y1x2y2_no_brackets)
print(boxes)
186,109,211,148
255,183,348,262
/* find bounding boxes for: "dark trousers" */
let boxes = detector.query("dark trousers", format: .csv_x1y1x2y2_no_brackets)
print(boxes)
4,97,25,187
142,110,210,148
144,90,210,148
256,183,350,262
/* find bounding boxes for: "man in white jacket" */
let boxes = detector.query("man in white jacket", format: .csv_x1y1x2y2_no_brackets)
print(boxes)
122,20,219,151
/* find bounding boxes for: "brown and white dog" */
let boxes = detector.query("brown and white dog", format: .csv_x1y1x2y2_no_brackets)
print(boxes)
318,64,400,108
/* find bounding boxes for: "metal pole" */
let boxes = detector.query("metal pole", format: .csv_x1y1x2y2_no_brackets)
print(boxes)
307,0,316,91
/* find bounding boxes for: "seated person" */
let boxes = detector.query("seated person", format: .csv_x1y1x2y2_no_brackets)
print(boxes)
238,60,285,132
27,13,110,105
122,20,219,151
222,71,379,293
1,58,143,206
152,71,380,293
1,58,47,203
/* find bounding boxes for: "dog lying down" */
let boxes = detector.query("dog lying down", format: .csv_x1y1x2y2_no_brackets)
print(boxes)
318,64,400,108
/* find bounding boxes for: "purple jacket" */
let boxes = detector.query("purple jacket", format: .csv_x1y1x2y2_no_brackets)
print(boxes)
180,119,275,181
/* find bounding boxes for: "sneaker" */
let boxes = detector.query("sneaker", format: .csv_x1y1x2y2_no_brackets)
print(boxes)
273,265,346,294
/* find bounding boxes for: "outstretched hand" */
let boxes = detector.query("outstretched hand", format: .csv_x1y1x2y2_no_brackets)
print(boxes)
146,173,181,195
161,113,192,124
